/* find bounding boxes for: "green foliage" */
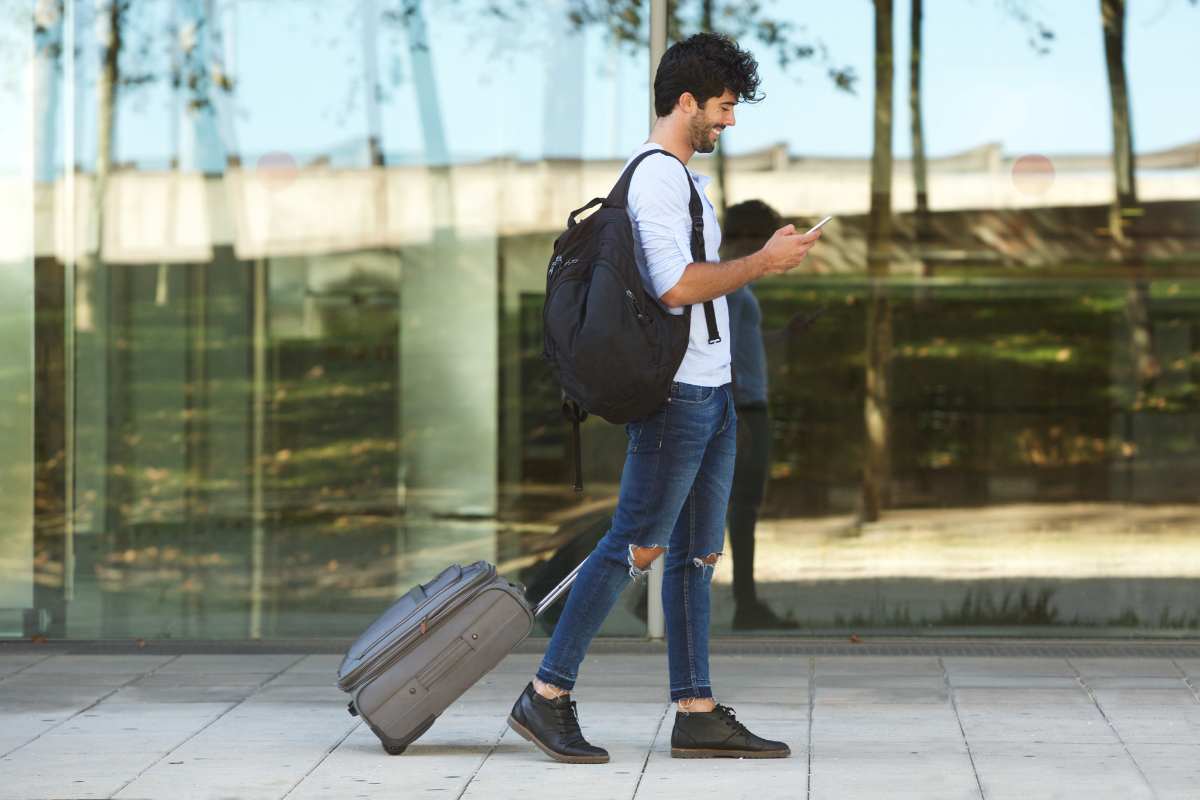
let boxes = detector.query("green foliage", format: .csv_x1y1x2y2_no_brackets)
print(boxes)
565,0,858,93
939,586,1059,625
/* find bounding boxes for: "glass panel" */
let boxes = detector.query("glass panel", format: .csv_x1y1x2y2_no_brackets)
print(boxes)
18,0,1198,642
24,0,650,639
707,0,1200,634
0,4,35,637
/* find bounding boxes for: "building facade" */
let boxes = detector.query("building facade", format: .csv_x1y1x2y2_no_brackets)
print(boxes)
2,0,1198,641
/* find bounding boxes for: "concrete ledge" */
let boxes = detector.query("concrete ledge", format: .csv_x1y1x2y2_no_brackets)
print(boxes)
4,637,1200,658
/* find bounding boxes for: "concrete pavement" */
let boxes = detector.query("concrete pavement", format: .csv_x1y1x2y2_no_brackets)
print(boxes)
2,647,1199,799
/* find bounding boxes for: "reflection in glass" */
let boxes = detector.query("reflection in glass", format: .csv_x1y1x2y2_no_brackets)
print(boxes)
12,1,1200,640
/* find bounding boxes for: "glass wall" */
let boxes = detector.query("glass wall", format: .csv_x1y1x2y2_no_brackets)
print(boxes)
6,0,1199,640
697,0,1200,635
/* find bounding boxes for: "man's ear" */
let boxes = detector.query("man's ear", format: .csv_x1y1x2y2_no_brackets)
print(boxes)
678,91,698,114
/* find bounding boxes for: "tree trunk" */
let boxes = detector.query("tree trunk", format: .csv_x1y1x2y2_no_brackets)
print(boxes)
863,0,894,523
700,0,728,218
909,0,930,268
1101,0,1157,386
363,0,385,167
77,0,120,333
89,0,122,579
1101,0,1137,246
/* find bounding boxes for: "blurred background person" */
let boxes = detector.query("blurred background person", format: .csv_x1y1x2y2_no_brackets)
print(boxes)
722,199,825,630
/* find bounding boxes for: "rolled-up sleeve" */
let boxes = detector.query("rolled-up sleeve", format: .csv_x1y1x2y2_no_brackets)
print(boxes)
626,155,697,300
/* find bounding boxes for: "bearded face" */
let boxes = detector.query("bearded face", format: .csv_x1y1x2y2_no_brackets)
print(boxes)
686,89,737,154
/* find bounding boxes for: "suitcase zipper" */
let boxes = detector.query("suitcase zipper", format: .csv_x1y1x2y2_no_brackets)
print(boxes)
340,565,499,689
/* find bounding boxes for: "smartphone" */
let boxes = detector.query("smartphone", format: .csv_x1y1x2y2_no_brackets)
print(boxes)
804,215,833,235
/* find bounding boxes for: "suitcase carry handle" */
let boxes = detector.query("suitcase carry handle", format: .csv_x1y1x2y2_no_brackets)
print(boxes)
533,559,586,618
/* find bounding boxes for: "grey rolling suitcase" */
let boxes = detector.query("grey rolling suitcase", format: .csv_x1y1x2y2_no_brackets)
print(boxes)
336,559,581,755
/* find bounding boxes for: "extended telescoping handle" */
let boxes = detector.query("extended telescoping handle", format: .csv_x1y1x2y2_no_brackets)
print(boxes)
533,560,586,618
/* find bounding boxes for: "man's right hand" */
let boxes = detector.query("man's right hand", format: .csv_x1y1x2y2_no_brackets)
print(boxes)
757,224,821,277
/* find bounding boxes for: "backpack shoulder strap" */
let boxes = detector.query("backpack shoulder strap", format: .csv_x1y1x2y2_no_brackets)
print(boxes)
605,149,721,344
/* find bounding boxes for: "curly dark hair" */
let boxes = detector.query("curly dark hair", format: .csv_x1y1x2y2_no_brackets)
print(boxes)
654,32,763,118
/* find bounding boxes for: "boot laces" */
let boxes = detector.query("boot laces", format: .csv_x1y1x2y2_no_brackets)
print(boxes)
716,704,750,736
555,700,588,745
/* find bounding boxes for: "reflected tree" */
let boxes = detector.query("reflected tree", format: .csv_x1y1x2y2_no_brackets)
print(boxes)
862,0,893,523
909,0,1054,276
908,0,928,251
1100,0,1197,407
565,0,858,217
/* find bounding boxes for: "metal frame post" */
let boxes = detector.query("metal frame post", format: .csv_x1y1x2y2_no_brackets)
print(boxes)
646,0,668,641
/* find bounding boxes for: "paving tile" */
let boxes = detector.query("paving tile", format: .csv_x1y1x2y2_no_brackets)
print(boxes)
1125,743,1200,799
970,742,1153,800
814,656,943,676
958,706,1119,745
25,655,175,676
4,651,1199,800
942,657,1073,677
1100,704,1200,744
462,702,668,800
283,654,344,674
947,675,1082,689
1085,676,1195,690
113,699,359,800
0,654,54,679
0,705,82,757
0,701,230,800
1091,688,1200,707
718,685,810,705
153,654,303,675
109,675,271,704
1174,659,1200,679
952,688,1092,708
1070,658,1184,679
0,677,129,708
633,704,809,800
244,683,347,704
815,674,947,690
811,742,979,800
815,686,949,705
812,703,964,744
289,716,508,800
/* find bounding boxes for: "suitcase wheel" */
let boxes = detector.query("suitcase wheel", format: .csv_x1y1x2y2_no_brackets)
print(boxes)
377,715,437,757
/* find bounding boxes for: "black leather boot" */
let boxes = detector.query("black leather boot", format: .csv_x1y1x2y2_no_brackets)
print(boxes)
671,704,791,759
508,682,610,764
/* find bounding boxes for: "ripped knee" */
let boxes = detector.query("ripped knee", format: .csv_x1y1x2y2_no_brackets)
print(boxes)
691,552,722,574
628,545,666,577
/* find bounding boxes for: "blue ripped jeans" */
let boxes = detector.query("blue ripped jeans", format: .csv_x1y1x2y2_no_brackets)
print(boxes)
537,382,737,702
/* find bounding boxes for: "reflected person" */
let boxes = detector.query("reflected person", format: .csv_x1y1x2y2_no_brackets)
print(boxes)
723,200,823,630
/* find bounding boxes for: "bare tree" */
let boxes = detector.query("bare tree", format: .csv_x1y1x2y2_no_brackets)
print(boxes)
1098,0,1188,392
862,0,894,523
700,0,728,217
76,0,123,333
568,0,857,218
1101,0,1137,251
909,0,928,235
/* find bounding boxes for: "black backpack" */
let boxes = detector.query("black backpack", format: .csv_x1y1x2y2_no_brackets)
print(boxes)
542,148,720,490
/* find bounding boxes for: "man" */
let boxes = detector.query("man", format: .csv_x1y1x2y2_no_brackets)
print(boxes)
509,32,821,764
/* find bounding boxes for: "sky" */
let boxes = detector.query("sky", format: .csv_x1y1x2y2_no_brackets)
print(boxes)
6,0,1200,174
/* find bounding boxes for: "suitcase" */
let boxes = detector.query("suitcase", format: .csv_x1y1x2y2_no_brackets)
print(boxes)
336,559,582,755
